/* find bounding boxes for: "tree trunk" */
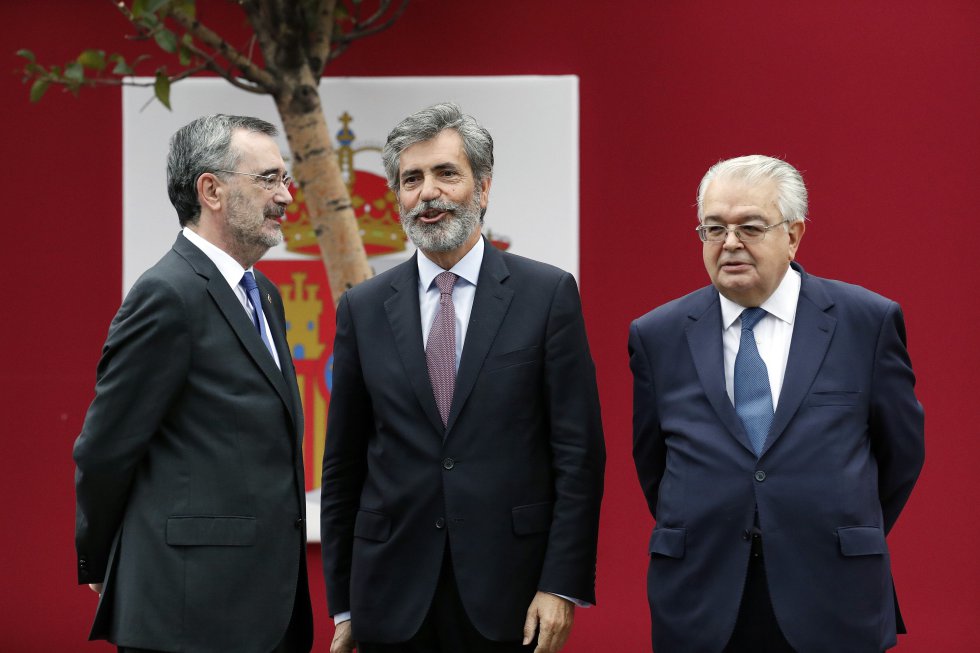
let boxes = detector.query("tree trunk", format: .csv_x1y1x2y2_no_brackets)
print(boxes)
274,71,374,304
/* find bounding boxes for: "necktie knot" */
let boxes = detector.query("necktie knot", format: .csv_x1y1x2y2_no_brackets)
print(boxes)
435,271,458,297
740,307,767,331
241,270,259,294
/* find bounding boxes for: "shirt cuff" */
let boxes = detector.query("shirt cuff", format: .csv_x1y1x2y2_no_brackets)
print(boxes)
333,611,352,625
549,592,592,608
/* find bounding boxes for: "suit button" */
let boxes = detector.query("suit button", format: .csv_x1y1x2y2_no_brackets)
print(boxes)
79,559,88,569
295,518,304,529
754,470,766,482
442,457,455,470
435,517,446,529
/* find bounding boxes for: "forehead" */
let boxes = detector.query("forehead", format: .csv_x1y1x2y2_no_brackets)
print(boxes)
231,129,284,170
399,129,470,173
702,175,780,221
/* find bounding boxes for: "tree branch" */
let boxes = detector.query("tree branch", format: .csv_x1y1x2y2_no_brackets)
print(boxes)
180,39,267,94
168,5,279,92
334,0,409,44
309,0,339,76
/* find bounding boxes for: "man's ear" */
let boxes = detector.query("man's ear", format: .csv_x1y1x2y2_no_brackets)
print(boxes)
197,172,223,212
787,219,805,261
479,176,492,210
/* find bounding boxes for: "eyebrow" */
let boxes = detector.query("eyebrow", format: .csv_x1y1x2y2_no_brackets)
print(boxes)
703,214,768,223
400,162,461,180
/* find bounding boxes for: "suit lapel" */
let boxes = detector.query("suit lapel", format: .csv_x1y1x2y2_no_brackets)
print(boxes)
173,235,294,420
384,256,445,435
257,272,302,432
762,268,836,456
685,291,756,455
446,244,514,434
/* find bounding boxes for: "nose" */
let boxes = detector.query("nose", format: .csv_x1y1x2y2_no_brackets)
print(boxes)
722,228,743,250
274,181,293,204
419,174,440,202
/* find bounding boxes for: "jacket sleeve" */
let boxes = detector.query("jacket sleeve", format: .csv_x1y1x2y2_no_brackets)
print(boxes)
536,272,606,605
73,275,191,583
628,320,666,520
320,291,371,616
869,301,925,534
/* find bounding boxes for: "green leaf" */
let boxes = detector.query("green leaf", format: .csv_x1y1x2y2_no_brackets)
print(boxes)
154,27,178,53
131,0,147,17
107,53,133,75
154,70,172,109
77,49,106,71
113,61,135,75
16,49,35,63
29,78,49,102
64,62,84,82
178,33,193,66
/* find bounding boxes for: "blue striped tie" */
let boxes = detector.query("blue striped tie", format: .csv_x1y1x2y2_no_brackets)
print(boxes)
735,307,774,456
240,271,276,359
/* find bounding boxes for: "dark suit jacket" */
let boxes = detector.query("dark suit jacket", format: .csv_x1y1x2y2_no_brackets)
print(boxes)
321,241,605,643
629,262,924,653
73,233,313,653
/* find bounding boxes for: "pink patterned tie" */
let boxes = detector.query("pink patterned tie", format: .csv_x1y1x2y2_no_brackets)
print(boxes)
426,271,459,427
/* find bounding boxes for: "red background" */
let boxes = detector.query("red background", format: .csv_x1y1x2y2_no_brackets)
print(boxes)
2,1,977,650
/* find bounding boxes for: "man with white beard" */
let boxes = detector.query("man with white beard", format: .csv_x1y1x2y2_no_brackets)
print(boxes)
321,103,606,653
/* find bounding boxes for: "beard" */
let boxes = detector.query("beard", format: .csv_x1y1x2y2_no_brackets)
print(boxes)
399,187,482,253
226,190,284,250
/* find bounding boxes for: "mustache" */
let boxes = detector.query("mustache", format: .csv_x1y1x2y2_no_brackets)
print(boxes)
265,204,286,218
402,199,461,221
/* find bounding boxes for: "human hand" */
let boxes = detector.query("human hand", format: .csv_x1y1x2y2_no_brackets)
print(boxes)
330,619,356,653
88,583,103,595
523,591,574,653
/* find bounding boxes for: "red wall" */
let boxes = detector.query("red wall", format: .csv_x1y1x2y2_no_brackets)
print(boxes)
2,1,976,650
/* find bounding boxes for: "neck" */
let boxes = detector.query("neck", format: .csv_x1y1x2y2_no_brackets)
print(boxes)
188,223,267,270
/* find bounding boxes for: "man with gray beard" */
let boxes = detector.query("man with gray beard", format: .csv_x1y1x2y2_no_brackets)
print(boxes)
321,103,606,653
74,114,312,652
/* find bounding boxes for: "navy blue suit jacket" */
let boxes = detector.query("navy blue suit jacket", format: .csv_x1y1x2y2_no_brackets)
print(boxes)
629,262,924,653
321,241,605,643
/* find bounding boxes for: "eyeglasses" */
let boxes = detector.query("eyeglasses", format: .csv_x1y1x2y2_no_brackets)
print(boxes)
215,169,293,191
695,219,791,243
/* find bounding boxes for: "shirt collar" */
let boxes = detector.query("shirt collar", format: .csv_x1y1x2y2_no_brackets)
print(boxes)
182,227,253,288
417,235,485,290
719,266,802,329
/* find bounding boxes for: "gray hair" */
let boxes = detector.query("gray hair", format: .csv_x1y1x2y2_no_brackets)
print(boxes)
382,102,494,192
167,114,279,226
696,154,808,224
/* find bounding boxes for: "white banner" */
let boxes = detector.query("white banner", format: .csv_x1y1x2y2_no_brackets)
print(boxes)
122,76,579,541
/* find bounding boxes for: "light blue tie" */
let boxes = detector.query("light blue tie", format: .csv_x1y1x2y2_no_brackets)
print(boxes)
240,271,276,359
735,307,774,456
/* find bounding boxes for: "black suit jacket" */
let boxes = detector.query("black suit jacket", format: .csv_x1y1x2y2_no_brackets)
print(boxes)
629,263,924,653
321,241,605,643
74,234,313,652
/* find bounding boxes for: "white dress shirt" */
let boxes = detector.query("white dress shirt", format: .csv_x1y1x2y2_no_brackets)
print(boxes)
719,267,801,409
182,227,281,369
417,236,484,363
